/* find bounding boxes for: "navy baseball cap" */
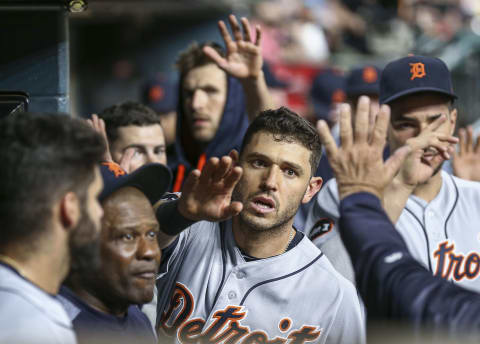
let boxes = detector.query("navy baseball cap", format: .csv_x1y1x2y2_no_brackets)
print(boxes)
99,162,172,204
346,65,382,98
310,69,346,120
380,55,457,105
142,77,178,114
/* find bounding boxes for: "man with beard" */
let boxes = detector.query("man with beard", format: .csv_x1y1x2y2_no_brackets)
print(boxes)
306,56,480,293
58,161,171,344
169,14,273,192
0,113,105,344
155,107,365,344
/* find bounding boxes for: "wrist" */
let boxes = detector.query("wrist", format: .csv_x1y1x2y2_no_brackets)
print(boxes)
239,70,264,86
338,184,382,201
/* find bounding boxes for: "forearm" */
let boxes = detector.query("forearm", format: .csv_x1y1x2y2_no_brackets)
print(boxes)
382,177,414,223
240,70,274,121
339,193,480,329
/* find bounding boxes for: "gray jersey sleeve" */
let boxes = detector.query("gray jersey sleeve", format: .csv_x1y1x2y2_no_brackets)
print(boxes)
305,179,356,284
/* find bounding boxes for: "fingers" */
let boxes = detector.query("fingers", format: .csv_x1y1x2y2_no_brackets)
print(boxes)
254,24,262,46
218,20,234,47
458,128,466,155
223,166,243,190
354,96,370,143
222,201,244,218
212,156,233,182
229,149,239,163
240,17,253,43
199,157,220,185
466,126,474,153
370,104,390,150
182,169,201,194
316,120,338,161
426,114,447,132
384,145,411,182
203,46,228,70
119,148,135,173
228,14,243,42
339,104,353,148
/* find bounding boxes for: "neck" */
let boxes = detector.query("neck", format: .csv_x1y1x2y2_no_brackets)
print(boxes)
232,216,294,258
0,246,68,295
413,170,443,202
66,276,128,317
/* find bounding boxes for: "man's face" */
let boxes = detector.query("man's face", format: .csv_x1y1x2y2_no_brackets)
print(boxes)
233,132,319,232
110,124,166,172
69,167,104,271
182,64,227,143
388,93,457,182
98,187,161,305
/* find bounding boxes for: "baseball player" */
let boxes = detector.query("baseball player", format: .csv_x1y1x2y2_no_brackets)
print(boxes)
317,94,480,333
306,56,480,293
155,108,365,343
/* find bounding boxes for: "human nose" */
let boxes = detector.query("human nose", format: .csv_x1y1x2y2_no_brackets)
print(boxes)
261,166,279,191
137,236,160,261
192,89,207,110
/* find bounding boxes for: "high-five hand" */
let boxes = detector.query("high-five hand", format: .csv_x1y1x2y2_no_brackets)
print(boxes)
203,14,262,80
178,156,243,222
317,96,411,200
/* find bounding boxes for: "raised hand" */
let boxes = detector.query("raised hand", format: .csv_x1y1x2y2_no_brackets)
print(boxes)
317,96,411,200
397,115,459,187
86,114,135,173
178,155,243,222
86,114,113,163
204,14,262,80
452,126,480,181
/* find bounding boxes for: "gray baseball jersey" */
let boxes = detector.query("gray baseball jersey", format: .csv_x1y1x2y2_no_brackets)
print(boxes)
305,171,480,292
156,220,365,344
0,264,77,344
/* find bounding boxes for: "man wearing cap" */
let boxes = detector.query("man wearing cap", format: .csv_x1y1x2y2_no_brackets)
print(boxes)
0,113,105,344
58,162,172,344
143,77,178,153
305,56,480,293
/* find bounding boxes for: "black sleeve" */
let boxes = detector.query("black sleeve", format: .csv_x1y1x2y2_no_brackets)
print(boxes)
339,192,480,332
155,199,196,236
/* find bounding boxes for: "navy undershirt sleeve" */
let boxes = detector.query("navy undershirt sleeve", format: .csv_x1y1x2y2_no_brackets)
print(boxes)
339,192,480,332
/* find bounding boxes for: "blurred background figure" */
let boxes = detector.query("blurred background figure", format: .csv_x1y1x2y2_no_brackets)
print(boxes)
142,76,178,152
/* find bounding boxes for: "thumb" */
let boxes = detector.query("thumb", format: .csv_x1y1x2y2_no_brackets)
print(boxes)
221,201,243,219
384,145,411,182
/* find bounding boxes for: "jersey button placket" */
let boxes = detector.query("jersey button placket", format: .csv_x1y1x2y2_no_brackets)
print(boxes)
228,291,237,300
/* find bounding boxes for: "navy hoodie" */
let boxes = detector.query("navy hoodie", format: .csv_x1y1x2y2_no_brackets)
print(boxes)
168,76,249,192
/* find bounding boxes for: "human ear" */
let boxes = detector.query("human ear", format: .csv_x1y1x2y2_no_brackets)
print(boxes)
302,177,323,204
60,192,80,230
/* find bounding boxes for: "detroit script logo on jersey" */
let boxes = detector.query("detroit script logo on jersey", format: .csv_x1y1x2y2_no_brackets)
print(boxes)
433,240,480,281
159,283,322,344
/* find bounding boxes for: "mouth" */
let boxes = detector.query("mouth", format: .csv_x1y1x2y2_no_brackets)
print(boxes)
192,117,210,127
132,270,157,280
250,195,276,214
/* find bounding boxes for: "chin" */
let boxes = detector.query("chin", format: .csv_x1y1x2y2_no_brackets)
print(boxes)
239,211,285,233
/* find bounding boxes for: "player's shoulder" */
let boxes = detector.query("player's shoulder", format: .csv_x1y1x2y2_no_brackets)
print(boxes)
300,238,356,295
449,172,480,193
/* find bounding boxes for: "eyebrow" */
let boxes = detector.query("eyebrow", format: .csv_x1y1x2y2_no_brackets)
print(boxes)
247,152,305,173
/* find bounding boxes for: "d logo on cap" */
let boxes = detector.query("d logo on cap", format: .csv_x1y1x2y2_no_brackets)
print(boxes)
410,62,426,80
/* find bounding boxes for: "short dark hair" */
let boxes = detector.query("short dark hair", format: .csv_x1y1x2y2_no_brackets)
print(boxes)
98,101,161,145
176,42,225,79
240,107,322,176
0,113,105,250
